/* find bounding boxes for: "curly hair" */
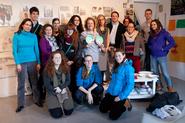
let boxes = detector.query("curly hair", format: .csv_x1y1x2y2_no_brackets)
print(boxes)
44,51,69,77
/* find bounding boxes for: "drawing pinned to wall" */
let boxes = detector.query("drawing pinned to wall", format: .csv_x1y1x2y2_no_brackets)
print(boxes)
91,6,103,17
73,6,80,15
176,19,185,28
168,20,176,31
79,9,86,16
44,6,53,18
169,36,185,63
171,0,185,16
21,6,29,19
103,7,113,17
0,4,13,26
58,6,71,24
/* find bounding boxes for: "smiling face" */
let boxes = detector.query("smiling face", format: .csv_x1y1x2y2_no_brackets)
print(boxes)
145,10,152,21
53,53,62,65
73,16,80,26
22,21,32,32
52,20,60,30
98,15,105,26
30,11,39,21
151,21,158,31
84,56,93,70
115,52,125,64
45,26,53,37
87,19,95,31
127,23,135,34
111,12,119,23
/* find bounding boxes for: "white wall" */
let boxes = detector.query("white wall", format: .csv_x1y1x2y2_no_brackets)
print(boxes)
159,0,185,81
0,0,126,97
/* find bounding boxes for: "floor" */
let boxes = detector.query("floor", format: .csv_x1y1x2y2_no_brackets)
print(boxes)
0,77,185,123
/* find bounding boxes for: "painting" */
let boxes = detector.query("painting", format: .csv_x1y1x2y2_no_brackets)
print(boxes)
171,0,185,15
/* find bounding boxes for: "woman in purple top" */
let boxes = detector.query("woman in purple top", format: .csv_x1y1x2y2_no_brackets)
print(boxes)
148,19,175,92
39,24,59,67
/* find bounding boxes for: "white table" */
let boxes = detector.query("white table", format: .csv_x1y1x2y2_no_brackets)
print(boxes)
128,76,158,99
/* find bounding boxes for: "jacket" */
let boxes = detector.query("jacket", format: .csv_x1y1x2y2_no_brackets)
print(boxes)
106,59,134,100
107,22,126,48
148,29,175,57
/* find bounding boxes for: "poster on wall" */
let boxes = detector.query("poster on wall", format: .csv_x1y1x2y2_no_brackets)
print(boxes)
169,37,185,63
171,0,185,15
0,4,13,26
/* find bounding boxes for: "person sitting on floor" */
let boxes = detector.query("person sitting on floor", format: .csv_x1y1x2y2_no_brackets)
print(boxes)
99,49,134,120
75,55,104,105
43,51,74,118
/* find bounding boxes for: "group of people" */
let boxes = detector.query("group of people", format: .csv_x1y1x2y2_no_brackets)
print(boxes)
12,6,176,120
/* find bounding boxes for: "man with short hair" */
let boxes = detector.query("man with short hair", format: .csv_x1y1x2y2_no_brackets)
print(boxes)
29,6,42,41
107,11,126,49
141,8,153,71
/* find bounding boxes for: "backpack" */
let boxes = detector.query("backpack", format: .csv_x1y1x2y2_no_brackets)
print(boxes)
146,92,183,112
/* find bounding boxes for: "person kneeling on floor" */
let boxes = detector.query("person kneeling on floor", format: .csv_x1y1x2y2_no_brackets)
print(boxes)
99,49,134,120
75,55,104,105
43,51,74,118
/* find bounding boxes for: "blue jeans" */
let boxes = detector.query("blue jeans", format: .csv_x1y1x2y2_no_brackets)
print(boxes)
150,56,173,87
17,61,40,107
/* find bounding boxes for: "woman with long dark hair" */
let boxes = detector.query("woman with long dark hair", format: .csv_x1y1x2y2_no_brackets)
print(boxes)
99,49,134,120
148,19,175,92
12,18,42,113
68,15,84,34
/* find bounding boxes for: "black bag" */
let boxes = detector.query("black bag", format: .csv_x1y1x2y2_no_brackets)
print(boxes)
146,92,183,112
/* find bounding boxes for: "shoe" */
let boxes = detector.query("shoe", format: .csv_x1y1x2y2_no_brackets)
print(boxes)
35,102,43,107
124,99,132,111
16,106,24,113
156,83,162,91
167,87,175,92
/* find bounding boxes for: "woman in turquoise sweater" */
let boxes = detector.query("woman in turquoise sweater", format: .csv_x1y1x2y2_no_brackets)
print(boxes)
99,49,134,120
12,18,42,113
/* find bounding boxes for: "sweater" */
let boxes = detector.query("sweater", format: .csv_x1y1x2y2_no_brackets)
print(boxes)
106,59,134,100
148,29,175,57
12,31,40,64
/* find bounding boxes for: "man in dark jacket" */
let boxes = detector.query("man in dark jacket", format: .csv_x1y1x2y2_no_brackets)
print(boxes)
107,11,126,49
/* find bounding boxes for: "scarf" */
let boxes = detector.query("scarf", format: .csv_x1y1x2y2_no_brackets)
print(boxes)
45,35,59,52
53,69,66,88
124,30,139,42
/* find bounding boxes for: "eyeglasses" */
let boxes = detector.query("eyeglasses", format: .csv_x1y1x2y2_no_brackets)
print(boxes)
74,19,80,21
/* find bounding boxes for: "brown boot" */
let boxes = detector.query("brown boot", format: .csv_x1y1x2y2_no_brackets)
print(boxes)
167,86,175,92
124,99,132,111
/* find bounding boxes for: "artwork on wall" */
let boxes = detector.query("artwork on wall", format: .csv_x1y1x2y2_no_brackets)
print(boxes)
171,0,185,15
0,4,13,26
91,6,103,17
103,7,113,18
